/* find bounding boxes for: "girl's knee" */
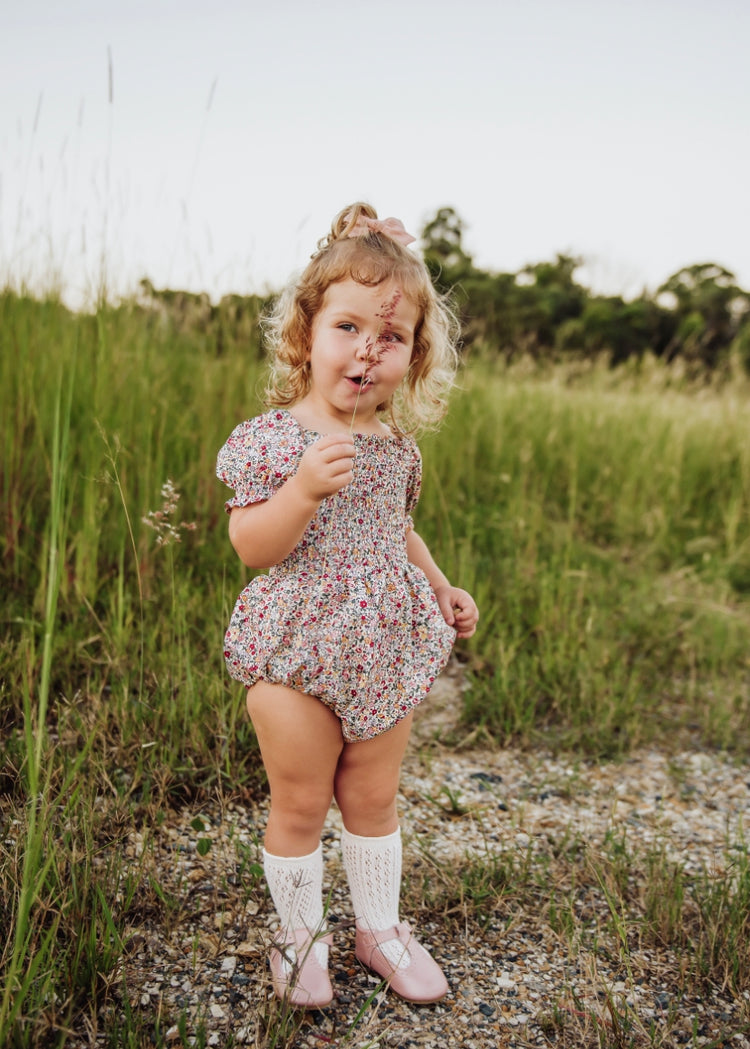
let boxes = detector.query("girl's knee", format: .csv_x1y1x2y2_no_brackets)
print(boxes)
270,787,332,833
334,778,398,830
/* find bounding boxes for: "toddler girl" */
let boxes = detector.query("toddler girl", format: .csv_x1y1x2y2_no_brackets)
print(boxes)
217,202,479,1009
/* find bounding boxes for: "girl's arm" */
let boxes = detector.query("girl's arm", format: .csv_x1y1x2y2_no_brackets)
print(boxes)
229,433,355,568
407,529,479,639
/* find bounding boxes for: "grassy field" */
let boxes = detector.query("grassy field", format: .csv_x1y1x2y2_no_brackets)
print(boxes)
2,290,750,1046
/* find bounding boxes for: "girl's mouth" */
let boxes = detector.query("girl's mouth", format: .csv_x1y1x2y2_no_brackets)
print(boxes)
347,374,372,389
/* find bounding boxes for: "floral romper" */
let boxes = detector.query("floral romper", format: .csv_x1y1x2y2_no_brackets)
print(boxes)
216,409,456,742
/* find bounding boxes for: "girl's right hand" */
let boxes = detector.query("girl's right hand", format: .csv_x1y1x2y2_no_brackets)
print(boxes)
295,434,356,502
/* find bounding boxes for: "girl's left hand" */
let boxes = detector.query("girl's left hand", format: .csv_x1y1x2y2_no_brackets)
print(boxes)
435,586,479,639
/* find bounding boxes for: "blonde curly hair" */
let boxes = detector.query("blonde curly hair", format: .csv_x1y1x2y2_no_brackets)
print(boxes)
263,202,460,434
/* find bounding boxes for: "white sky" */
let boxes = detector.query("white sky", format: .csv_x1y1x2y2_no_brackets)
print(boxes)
2,0,749,308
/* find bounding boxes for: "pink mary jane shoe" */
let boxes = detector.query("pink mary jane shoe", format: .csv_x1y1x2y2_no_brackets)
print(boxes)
269,928,334,1009
355,921,449,1004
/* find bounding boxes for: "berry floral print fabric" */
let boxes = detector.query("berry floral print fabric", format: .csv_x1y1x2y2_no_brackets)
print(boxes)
217,410,455,741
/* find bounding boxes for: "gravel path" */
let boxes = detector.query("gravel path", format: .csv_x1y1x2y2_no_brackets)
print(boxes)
106,674,750,1048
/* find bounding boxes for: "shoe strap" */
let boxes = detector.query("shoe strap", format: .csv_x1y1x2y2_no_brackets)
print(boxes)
360,921,412,948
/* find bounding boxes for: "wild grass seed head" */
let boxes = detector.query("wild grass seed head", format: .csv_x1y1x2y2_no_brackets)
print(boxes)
141,479,196,547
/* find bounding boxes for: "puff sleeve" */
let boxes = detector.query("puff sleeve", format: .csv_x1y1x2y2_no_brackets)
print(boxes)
216,411,305,513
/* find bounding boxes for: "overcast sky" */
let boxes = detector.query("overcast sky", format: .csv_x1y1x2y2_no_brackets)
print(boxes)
2,0,749,308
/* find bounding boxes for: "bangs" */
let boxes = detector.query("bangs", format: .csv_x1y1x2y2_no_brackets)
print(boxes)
310,238,430,310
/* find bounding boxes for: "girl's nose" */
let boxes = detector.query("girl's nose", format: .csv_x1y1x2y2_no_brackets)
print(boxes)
355,336,373,360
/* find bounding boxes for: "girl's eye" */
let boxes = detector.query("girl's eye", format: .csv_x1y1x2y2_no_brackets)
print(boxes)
379,331,402,344
339,322,356,332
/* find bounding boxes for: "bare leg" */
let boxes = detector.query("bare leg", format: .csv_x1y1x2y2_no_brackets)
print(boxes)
246,681,345,855
333,712,413,835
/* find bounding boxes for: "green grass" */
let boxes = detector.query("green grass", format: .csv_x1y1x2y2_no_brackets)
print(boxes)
418,361,750,754
2,290,750,1044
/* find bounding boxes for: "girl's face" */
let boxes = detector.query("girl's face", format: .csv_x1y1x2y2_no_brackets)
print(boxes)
305,278,418,430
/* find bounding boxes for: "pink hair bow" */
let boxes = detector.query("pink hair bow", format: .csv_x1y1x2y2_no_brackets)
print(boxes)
347,215,416,247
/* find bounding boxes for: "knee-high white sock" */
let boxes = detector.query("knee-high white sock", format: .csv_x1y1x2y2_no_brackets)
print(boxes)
341,826,409,970
263,845,328,967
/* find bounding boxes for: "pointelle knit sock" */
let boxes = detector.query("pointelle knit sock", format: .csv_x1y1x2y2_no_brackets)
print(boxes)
340,826,410,971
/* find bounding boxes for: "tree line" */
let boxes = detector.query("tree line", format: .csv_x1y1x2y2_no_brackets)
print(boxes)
421,207,750,376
